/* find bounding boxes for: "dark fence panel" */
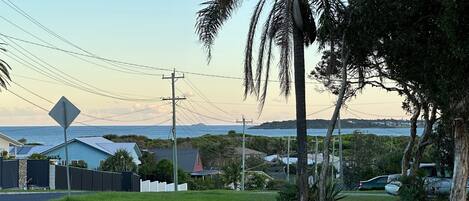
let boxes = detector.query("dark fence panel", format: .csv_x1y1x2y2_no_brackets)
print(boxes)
70,168,82,190
54,165,139,192
102,172,113,191
1,159,19,189
55,165,67,190
92,171,103,191
27,160,49,187
81,169,93,191
112,173,122,191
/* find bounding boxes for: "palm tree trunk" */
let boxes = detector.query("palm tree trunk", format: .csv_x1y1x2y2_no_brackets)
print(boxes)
450,118,469,201
292,25,308,201
319,46,349,201
401,107,421,175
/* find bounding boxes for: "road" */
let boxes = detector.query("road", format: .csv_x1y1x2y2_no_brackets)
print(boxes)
0,192,87,201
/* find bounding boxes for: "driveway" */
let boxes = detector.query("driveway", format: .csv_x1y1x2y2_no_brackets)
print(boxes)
0,192,87,201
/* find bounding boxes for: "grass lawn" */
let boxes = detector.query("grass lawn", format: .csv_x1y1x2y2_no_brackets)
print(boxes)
53,190,398,201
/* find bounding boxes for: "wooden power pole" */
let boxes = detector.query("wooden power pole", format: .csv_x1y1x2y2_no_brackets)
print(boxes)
162,69,185,191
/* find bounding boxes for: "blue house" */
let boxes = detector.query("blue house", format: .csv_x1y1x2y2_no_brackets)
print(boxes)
41,136,142,170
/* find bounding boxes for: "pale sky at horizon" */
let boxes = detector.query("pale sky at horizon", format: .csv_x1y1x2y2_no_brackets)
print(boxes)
0,0,409,126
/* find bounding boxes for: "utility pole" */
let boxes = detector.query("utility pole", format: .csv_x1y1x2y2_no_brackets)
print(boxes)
162,69,185,192
331,136,335,183
236,116,252,191
314,135,318,181
338,111,343,185
287,136,291,183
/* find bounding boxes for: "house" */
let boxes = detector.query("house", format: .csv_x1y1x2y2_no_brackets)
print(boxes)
10,145,53,159
234,147,266,159
41,136,142,170
0,133,22,157
149,148,203,174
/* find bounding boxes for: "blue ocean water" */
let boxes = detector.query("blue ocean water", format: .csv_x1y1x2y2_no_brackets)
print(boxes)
0,125,422,145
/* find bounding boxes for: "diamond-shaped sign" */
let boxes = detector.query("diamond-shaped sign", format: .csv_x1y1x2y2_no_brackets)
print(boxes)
49,96,80,129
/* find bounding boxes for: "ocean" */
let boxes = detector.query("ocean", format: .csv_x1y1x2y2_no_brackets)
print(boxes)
0,125,422,145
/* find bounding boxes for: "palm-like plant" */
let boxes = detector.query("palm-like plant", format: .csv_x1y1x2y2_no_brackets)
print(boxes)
0,44,11,89
196,0,316,200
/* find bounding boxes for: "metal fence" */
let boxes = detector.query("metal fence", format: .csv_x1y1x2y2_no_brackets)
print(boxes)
55,165,140,192
0,157,19,189
27,160,50,188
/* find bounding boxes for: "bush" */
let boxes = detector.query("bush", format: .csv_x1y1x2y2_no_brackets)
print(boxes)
277,182,345,201
188,176,224,190
398,171,426,201
246,172,269,190
267,179,288,190
28,153,48,160
277,184,298,201
70,160,88,168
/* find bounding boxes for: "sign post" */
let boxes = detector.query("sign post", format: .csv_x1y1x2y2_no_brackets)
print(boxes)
49,96,80,197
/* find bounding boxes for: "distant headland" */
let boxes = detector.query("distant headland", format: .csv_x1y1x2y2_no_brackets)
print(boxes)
250,118,424,129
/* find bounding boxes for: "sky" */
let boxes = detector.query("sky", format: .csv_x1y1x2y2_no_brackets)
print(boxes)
0,0,409,126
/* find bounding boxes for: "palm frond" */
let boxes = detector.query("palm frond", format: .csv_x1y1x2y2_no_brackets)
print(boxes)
0,58,11,90
244,0,267,98
195,0,241,62
271,0,293,97
255,0,277,103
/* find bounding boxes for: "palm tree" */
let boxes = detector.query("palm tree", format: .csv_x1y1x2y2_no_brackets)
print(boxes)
0,44,11,89
195,1,316,200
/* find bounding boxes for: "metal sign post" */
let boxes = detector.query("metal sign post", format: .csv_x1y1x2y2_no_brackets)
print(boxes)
49,96,80,197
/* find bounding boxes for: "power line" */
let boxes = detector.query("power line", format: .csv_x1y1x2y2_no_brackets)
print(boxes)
347,107,408,118
177,104,234,124
0,33,325,85
0,15,165,77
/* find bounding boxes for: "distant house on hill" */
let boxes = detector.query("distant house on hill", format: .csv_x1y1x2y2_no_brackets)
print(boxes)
149,148,203,174
41,136,142,170
0,133,22,157
234,147,266,159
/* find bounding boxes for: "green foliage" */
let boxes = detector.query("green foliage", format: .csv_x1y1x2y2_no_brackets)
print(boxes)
188,177,224,190
153,159,188,183
398,171,427,201
28,153,48,160
277,184,298,201
221,160,241,189
70,160,88,169
99,149,137,172
277,182,345,201
246,172,269,190
266,179,288,191
343,133,408,189
138,151,158,181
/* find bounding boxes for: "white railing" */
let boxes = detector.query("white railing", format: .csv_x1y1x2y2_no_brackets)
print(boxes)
140,180,188,192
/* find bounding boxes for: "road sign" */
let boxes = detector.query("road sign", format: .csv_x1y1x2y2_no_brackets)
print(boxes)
49,96,80,129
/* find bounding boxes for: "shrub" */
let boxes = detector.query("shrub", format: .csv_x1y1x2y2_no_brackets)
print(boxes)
277,182,345,201
246,172,269,190
398,171,426,201
70,160,88,169
267,179,288,190
28,153,48,160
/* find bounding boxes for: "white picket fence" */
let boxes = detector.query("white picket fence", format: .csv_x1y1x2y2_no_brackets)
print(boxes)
140,180,188,192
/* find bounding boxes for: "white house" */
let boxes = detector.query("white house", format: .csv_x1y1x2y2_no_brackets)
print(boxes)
0,132,22,157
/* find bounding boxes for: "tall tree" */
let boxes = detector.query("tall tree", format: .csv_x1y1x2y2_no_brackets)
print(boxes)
195,1,317,200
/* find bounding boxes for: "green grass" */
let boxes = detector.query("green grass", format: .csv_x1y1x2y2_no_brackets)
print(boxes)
53,190,277,201
53,190,398,201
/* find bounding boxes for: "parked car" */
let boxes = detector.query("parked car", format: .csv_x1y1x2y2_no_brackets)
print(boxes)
358,175,389,190
385,163,462,196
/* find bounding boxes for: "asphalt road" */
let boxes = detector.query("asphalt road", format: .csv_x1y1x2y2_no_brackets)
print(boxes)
0,192,84,201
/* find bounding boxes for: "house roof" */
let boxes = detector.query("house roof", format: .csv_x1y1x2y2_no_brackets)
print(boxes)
42,136,142,158
10,145,54,158
0,132,23,146
149,148,200,173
